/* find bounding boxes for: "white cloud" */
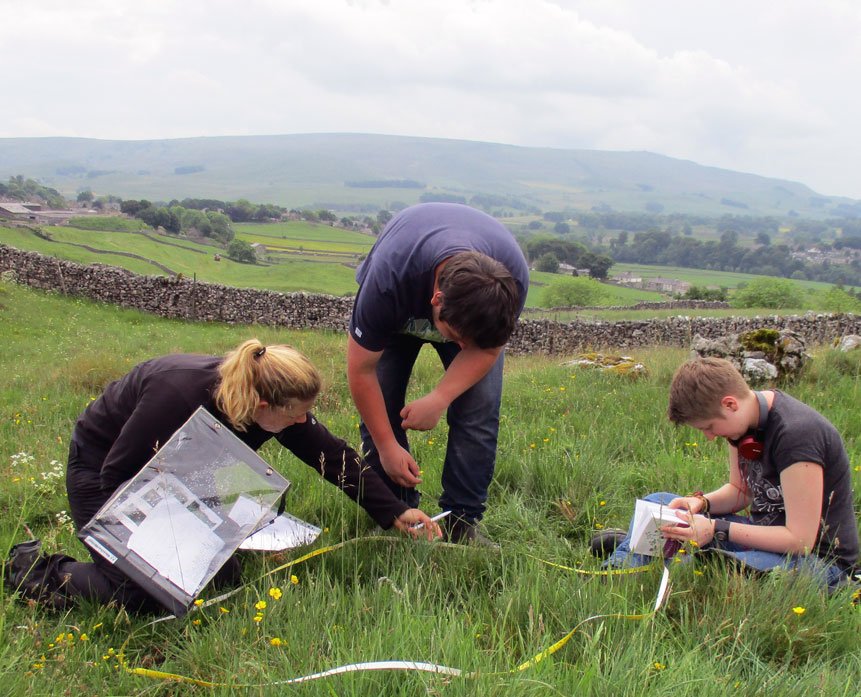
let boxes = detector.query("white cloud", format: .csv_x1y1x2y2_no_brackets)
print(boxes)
1,0,860,197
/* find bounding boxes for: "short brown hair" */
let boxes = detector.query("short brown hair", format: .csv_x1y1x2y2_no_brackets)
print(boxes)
216,339,321,431
667,357,751,425
437,251,520,349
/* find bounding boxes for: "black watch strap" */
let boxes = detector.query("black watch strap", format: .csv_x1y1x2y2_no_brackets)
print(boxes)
713,518,731,543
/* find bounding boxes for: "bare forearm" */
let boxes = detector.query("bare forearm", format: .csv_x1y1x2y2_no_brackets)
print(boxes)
717,520,815,555
347,368,397,451
704,483,751,515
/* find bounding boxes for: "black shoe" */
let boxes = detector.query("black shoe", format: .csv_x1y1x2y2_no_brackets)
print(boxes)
5,539,43,589
441,516,499,548
589,529,627,558
4,539,72,610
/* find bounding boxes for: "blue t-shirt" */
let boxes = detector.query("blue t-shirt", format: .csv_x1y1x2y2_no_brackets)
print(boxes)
350,203,530,351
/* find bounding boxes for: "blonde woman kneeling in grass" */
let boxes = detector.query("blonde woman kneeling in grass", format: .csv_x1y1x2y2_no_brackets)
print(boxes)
5,339,441,612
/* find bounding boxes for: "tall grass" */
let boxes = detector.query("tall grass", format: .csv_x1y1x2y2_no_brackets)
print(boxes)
0,282,859,695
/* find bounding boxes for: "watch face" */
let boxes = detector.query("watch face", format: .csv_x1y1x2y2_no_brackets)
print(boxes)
715,530,728,543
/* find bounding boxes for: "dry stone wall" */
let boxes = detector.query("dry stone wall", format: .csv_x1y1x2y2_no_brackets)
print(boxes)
3,244,860,355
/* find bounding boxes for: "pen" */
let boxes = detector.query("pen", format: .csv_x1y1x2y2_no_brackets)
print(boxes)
411,510,451,531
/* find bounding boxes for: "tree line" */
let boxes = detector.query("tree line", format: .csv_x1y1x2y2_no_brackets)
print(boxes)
610,229,861,286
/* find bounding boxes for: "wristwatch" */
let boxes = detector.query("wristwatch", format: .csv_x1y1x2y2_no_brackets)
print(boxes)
713,519,731,544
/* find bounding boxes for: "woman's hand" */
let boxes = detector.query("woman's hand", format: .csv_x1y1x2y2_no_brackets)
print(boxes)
667,496,707,514
393,509,442,541
661,510,714,547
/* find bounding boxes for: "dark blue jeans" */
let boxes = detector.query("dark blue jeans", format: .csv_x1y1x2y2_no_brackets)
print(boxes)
606,492,851,590
359,333,504,522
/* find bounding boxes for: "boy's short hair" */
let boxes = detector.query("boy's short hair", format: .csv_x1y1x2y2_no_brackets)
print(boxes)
667,357,751,425
437,251,520,349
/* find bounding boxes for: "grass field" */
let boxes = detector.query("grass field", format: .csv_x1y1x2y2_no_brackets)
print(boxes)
1,281,859,696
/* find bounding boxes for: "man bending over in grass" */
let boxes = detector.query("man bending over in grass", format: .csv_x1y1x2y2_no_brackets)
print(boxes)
598,357,858,590
347,203,529,544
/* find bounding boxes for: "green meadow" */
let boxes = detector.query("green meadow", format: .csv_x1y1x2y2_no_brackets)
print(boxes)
1,281,859,696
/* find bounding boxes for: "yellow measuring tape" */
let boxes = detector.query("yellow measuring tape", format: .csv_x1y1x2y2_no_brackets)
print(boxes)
116,536,664,688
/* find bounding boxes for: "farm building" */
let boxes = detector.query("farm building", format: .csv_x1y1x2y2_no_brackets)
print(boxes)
645,277,691,294
0,202,37,220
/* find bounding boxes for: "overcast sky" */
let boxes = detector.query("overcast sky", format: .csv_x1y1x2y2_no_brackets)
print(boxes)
2,0,859,198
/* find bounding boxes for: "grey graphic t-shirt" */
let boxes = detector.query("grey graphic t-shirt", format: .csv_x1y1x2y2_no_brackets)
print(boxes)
740,391,858,567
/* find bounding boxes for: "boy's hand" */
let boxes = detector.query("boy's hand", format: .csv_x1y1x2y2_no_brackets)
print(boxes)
393,509,442,541
380,443,422,487
400,393,447,431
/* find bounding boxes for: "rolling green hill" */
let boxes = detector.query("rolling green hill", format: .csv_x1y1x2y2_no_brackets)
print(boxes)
2,133,858,219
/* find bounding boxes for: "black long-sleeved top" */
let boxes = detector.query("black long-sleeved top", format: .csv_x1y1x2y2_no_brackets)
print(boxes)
71,354,408,528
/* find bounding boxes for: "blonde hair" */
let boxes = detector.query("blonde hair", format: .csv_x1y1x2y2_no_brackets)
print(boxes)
667,357,751,425
215,339,321,430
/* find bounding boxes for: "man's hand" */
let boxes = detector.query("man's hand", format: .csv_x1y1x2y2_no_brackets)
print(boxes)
379,442,422,487
400,392,447,431
393,509,442,541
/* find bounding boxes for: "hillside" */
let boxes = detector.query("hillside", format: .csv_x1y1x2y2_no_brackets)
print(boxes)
1,134,858,219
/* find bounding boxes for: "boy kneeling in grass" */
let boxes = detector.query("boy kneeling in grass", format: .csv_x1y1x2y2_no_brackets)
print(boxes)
601,357,858,590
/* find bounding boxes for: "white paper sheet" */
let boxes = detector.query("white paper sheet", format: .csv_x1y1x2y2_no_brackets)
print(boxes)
128,498,225,594
240,513,321,551
228,495,270,528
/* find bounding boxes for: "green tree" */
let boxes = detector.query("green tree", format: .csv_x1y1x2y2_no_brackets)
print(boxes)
815,286,861,313
684,285,728,301
535,252,560,273
206,211,234,243
226,239,256,263
226,199,256,222
377,210,393,227
541,277,607,308
731,277,804,309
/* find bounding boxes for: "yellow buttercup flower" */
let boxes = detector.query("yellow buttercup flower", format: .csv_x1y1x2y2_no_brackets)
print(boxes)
792,606,806,615
269,587,283,600
255,600,267,611
291,574,299,585
270,637,283,647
